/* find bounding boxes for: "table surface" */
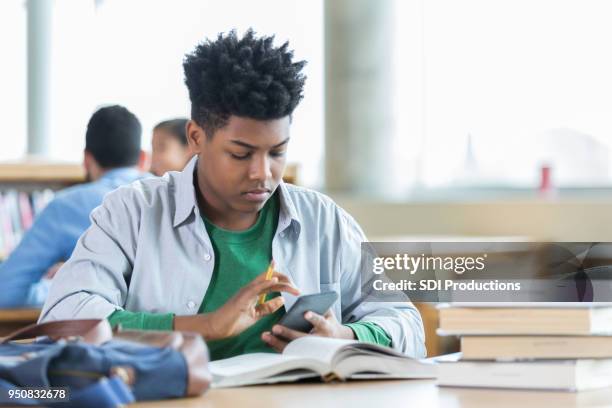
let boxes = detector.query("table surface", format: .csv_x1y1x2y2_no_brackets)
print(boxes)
130,379,612,408
0,309,40,337
0,309,40,322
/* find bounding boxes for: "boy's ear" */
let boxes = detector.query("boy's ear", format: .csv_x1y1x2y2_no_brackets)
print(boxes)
186,120,207,153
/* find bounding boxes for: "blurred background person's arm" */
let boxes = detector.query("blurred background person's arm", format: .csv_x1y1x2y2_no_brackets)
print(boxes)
0,199,70,308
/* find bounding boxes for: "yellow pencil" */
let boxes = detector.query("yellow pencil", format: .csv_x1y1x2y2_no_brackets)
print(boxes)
257,260,275,305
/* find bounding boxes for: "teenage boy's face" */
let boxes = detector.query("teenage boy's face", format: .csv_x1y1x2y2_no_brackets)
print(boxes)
189,115,290,216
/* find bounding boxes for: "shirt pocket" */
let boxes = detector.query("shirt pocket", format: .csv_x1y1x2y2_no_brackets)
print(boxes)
319,281,342,321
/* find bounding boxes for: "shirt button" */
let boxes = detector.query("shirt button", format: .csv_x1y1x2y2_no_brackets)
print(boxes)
280,232,285,238
204,253,211,261
187,301,196,309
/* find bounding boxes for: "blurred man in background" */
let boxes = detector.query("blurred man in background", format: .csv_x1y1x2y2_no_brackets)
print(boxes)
0,105,147,307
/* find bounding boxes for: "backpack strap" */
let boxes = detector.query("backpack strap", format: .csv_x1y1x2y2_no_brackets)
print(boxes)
0,319,113,345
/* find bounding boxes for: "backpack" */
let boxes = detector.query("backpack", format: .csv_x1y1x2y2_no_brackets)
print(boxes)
0,319,211,407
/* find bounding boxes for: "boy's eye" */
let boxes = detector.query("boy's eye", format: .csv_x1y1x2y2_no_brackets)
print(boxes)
270,150,286,157
230,152,251,160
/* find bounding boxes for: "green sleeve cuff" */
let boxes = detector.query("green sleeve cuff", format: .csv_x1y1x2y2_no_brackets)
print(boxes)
344,321,392,347
107,310,175,331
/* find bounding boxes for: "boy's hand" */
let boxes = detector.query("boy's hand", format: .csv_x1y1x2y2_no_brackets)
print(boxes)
261,310,355,352
175,270,299,340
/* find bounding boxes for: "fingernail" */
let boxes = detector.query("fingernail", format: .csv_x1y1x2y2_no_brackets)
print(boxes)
272,325,281,334
305,312,312,319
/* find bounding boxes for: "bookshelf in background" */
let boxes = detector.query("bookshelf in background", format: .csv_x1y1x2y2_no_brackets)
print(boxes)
0,158,85,261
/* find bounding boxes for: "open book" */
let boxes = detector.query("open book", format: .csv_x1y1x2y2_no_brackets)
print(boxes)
209,336,435,388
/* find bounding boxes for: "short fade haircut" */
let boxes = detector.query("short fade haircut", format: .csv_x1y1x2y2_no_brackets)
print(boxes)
85,105,142,168
183,29,307,137
154,118,188,146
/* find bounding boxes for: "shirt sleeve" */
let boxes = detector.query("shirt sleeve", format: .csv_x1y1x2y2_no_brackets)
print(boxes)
336,206,427,358
108,310,174,331
38,188,138,323
0,199,67,308
344,321,391,347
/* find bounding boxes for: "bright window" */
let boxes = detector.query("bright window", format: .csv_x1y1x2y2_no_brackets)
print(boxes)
0,1,26,161
49,0,324,187
394,0,612,189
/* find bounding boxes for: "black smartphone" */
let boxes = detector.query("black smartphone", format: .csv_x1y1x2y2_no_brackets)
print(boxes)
277,291,339,333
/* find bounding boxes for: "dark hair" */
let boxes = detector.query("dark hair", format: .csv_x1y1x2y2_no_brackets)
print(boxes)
183,29,306,136
85,105,142,168
153,118,189,146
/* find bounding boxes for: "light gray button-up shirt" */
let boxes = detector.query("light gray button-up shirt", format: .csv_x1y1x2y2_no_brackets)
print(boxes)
40,157,426,357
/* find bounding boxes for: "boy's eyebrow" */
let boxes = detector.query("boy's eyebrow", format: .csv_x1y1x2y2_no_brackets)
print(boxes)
229,138,290,149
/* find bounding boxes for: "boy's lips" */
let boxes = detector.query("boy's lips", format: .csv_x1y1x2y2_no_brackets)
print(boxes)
243,189,270,202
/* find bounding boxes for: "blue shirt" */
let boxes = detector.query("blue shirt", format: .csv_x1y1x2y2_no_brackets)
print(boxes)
40,157,426,357
0,168,145,308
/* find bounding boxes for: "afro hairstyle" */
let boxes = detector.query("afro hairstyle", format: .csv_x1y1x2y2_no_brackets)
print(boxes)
183,29,307,136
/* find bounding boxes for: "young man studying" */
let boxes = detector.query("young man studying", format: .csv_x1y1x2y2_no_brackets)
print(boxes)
40,30,426,360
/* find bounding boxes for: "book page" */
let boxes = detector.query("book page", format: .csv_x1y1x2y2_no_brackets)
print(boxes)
283,337,436,380
209,353,296,378
283,336,358,364
335,354,436,380
209,352,328,387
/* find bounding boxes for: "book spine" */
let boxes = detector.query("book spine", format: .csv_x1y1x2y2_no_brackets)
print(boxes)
0,189,55,260
18,191,34,230
0,193,14,256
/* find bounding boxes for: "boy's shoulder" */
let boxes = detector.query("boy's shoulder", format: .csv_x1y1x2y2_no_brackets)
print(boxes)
100,173,178,211
281,183,357,225
282,183,337,208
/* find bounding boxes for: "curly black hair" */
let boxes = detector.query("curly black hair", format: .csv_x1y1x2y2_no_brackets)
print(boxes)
183,29,307,136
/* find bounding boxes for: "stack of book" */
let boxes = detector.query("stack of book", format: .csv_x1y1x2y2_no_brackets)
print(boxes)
436,303,612,391
0,189,54,260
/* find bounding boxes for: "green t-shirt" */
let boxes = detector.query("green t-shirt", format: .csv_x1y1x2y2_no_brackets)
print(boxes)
199,191,283,360
108,192,392,360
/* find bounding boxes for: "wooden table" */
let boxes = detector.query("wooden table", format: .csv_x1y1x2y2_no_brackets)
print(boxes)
0,309,40,336
131,379,612,408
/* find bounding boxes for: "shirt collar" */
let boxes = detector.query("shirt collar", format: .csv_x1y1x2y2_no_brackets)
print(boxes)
172,156,302,234
173,156,199,227
276,181,302,236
